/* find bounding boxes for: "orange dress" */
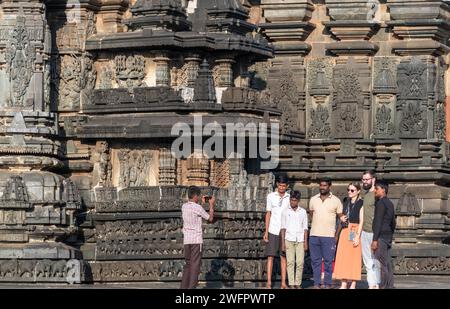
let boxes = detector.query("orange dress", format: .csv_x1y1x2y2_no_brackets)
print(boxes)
333,223,362,281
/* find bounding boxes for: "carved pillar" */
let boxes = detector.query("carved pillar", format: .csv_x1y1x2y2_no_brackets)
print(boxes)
155,53,171,87
215,58,235,88
98,0,129,33
186,152,210,186
185,54,202,87
159,148,177,186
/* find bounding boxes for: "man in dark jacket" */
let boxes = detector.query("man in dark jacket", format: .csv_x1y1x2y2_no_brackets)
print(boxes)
371,180,396,289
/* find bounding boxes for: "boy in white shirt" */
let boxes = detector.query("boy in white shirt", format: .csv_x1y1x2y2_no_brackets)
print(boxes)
280,190,309,289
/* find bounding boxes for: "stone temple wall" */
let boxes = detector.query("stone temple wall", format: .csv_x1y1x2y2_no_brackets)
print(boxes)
0,0,448,284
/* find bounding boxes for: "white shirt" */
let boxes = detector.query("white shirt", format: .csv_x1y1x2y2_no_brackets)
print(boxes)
266,191,290,235
281,206,308,242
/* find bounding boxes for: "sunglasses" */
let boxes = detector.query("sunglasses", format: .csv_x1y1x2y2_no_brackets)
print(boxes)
347,189,357,193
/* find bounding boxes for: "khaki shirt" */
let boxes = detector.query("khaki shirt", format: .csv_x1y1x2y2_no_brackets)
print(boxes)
362,191,375,233
309,193,343,237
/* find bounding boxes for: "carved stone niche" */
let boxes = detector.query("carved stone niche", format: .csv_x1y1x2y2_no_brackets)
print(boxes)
114,148,157,188
372,57,397,139
373,94,396,138
397,57,430,139
331,65,364,139
114,54,146,89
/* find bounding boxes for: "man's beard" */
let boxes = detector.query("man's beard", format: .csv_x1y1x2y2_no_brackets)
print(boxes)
363,183,372,191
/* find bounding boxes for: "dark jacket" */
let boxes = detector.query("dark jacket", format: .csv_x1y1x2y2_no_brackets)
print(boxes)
372,196,396,242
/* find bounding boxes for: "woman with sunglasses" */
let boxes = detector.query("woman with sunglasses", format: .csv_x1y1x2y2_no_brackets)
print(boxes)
333,182,364,289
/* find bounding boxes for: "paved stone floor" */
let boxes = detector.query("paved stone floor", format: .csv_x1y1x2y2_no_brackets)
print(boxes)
0,276,448,289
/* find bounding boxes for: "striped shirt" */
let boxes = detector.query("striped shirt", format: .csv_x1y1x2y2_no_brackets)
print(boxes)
182,201,210,245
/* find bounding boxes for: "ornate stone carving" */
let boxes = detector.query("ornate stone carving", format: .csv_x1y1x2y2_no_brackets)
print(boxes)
55,53,96,110
93,142,113,187
375,104,395,136
332,66,363,137
374,57,397,94
308,103,331,139
98,65,113,89
154,54,171,87
118,150,152,187
210,159,230,188
114,54,146,89
434,102,446,140
0,259,82,283
186,152,210,186
62,178,82,211
336,104,362,135
270,71,302,134
0,176,30,209
333,67,362,105
397,57,427,100
214,58,235,88
394,257,450,274
5,15,35,107
400,101,427,137
308,58,333,95
159,148,177,185
193,60,216,104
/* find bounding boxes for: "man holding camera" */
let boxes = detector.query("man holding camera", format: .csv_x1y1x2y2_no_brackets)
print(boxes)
180,186,215,289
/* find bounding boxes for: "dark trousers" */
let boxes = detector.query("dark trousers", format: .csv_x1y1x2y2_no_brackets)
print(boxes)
309,236,336,286
375,238,394,289
181,244,202,289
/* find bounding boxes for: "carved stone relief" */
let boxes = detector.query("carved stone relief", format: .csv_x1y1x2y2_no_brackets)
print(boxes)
332,66,363,138
4,15,36,107
118,150,152,187
114,54,146,89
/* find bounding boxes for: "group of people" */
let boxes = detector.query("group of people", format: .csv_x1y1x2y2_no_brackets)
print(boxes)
264,171,396,289
179,170,396,290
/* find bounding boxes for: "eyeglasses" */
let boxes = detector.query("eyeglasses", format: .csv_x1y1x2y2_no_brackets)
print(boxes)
347,189,356,193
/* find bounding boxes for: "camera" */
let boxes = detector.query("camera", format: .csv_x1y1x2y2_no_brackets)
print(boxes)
204,196,211,204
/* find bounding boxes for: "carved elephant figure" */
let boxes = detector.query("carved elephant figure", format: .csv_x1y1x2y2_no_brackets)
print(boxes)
35,260,52,278
52,260,68,278
0,260,18,278
18,260,36,278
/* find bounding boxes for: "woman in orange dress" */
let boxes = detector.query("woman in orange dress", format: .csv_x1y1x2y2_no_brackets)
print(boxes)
334,182,364,289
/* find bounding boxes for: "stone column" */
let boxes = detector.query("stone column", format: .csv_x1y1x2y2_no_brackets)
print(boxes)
215,58,235,88
185,54,202,87
155,53,171,87
186,151,210,186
